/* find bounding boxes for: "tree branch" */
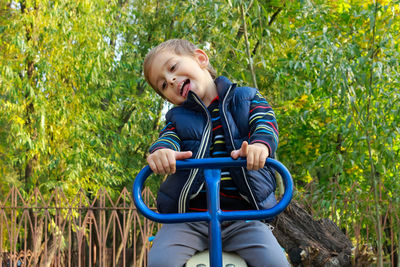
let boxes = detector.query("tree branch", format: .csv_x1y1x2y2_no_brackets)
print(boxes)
251,7,283,56
268,7,282,26
240,4,258,89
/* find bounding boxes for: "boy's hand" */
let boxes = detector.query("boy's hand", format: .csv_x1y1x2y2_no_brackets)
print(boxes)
147,149,193,174
231,141,269,170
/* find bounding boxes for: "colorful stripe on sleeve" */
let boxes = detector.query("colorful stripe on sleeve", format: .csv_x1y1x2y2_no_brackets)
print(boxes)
249,92,279,156
149,122,181,153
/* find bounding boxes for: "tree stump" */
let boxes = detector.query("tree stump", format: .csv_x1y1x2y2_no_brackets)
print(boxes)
271,201,352,267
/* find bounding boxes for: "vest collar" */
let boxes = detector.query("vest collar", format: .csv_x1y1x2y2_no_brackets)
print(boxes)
181,76,236,110
215,76,236,98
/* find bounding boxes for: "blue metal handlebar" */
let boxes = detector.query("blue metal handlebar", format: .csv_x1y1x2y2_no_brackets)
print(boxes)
133,157,293,222
132,157,293,267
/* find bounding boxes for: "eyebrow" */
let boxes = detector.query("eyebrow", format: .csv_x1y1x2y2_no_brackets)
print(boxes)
155,57,175,88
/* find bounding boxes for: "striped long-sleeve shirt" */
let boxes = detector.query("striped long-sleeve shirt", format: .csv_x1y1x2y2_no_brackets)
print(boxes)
149,92,278,211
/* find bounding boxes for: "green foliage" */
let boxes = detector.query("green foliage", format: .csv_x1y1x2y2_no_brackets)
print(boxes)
273,0,400,248
0,0,163,198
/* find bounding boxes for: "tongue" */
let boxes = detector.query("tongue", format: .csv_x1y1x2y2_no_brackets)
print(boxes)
181,82,190,98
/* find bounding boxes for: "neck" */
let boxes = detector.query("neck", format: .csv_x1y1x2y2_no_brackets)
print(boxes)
202,80,218,107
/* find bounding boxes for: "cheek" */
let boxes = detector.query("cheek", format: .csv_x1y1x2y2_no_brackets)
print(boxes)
169,96,183,105
163,93,175,103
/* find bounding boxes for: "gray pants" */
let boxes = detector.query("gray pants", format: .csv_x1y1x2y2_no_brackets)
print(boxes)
148,220,290,267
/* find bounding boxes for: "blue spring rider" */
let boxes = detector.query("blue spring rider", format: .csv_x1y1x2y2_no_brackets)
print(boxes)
132,157,293,267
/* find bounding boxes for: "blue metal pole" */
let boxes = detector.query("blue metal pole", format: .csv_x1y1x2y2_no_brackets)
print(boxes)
204,169,223,267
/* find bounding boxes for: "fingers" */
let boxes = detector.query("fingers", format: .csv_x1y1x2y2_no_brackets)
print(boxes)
230,149,240,159
175,151,193,160
246,146,267,170
247,143,269,170
147,149,172,174
170,151,192,173
147,149,193,174
240,141,249,157
246,148,255,170
258,151,267,170
147,154,157,173
231,142,269,171
165,151,176,174
231,141,249,159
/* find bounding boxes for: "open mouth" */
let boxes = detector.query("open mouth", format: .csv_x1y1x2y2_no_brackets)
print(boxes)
180,79,190,97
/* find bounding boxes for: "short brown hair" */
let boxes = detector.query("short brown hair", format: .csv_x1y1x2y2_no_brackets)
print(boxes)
143,39,217,97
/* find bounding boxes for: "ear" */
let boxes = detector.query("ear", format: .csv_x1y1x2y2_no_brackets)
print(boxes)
194,49,209,69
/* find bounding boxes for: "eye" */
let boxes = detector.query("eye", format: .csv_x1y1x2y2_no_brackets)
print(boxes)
161,81,167,90
170,64,176,71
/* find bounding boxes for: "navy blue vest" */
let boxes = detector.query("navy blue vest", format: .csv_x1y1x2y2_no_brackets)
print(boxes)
156,76,277,214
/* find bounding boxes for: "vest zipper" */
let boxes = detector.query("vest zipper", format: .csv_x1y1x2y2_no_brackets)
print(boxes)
221,85,259,210
178,94,212,213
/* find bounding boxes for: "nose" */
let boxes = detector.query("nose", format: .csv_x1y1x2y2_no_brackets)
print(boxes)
166,75,176,85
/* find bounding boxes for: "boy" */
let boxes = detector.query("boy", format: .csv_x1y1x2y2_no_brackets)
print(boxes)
143,39,289,267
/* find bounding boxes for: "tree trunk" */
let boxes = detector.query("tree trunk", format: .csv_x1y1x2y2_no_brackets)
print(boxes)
271,201,353,267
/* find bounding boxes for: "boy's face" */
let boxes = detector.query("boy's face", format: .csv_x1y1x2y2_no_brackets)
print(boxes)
148,49,216,106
